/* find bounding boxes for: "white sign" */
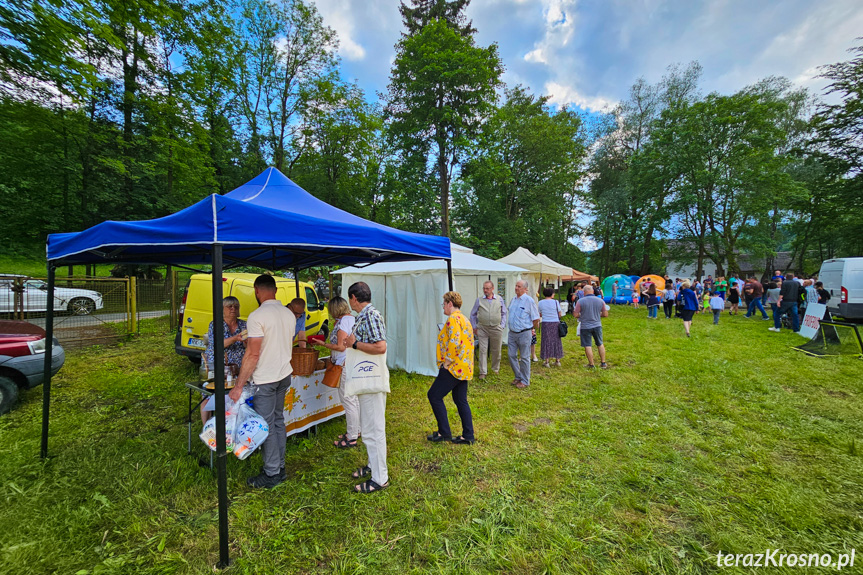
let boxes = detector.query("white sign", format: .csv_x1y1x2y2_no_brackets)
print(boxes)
799,303,827,339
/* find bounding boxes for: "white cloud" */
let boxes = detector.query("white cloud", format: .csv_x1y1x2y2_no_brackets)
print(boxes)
545,82,614,112
307,0,863,110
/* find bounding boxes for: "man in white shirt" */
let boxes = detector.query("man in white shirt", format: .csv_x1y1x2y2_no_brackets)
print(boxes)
230,274,295,488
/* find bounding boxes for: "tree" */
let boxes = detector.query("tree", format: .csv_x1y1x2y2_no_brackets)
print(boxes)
387,18,502,236
399,0,475,37
456,86,587,262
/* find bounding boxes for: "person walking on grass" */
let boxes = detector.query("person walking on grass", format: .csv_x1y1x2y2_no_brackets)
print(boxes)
662,283,676,319
676,280,699,338
744,277,770,320
469,281,507,380
727,283,740,315
709,292,725,324
427,291,475,445
537,286,564,367
573,285,608,369
230,275,294,489
647,284,660,319
773,276,801,333
343,282,389,493
507,280,540,389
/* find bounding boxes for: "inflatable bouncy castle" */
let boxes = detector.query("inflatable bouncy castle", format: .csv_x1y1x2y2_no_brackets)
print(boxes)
602,274,634,305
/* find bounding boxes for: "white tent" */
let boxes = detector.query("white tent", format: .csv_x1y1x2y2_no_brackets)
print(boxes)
497,247,571,295
334,243,525,376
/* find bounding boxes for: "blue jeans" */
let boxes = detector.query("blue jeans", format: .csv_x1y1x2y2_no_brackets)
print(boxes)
746,298,768,318
771,303,781,329
779,301,800,332
508,329,532,385
648,305,658,318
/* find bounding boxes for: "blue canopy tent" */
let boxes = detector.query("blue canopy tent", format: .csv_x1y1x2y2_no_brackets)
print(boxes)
43,167,451,568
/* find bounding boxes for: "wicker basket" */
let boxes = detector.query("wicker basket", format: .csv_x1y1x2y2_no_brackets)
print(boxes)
291,348,320,376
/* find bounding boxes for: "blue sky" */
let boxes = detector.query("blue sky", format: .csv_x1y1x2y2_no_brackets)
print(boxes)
312,0,863,113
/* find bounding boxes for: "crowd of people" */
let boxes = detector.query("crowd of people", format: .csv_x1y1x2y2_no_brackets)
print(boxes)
600,270,829,337
203,276,615,492
203,268,824,493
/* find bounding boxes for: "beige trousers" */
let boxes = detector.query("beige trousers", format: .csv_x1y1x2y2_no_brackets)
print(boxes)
476,324,504,375
358,392,388,485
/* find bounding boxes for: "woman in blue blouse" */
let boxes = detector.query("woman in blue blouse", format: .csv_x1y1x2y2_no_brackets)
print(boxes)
202,296,247,423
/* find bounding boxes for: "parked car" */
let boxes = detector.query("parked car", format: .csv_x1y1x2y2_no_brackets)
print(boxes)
0,320,65,414
174,273,329,363
0,277,104,315
818,257,863,321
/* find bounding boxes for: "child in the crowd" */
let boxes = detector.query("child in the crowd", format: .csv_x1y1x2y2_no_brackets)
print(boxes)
701,291,710,314
631,291,639,309
709,291,725,324
647,286,660,319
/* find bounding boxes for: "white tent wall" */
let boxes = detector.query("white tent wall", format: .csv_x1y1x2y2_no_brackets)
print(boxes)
338,268,523,376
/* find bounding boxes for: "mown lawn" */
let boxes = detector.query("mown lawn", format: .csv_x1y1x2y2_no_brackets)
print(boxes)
1,307,861,574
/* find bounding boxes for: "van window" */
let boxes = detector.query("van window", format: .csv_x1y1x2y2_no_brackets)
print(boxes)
232,284,260,319
305,286,319,310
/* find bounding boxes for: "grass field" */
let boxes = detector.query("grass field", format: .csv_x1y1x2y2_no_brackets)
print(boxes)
1,306,861,574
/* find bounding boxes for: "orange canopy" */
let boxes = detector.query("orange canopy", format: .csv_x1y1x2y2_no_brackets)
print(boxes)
561,269,599,282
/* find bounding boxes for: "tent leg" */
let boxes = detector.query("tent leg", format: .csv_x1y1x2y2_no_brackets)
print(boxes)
294,268,300,298
40,264,56,459
446,259,453,292
212,245,230,569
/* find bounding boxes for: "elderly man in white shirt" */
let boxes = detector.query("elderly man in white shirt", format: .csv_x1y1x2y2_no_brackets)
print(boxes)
469,281,507,380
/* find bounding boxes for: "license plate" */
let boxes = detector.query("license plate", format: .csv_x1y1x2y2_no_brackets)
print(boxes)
187,338,206,349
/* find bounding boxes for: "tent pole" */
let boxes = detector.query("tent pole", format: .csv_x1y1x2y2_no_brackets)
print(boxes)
40,264,56,459
294,268,300,298
446,259,453,292
212,245,230,569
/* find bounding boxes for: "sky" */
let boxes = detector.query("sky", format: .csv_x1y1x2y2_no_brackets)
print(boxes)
311,0,863,114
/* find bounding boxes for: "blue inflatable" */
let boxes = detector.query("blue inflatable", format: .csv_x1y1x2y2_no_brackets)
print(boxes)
602,274,634,304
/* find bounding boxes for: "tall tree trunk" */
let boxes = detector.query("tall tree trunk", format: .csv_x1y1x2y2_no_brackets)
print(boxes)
122,25,139,199
437,143,450,237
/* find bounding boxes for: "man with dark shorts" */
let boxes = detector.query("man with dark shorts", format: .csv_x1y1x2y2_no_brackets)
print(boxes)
573,285,608,369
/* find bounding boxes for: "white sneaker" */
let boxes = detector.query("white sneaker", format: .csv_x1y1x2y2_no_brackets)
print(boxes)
768,327,779,332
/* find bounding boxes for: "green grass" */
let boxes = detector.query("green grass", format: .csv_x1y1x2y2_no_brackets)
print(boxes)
1,308,862,574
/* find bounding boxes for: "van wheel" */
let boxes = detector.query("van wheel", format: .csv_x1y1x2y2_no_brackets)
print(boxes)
319,321,329,340
188,356,201,366
0,376,20,415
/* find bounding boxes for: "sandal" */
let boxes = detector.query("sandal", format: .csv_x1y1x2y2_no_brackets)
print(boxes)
354,479,388,493
334,436,358,448
351,466,371,479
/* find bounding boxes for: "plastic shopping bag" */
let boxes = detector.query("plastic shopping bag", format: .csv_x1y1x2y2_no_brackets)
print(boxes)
232,402,270,460
199,388,250,452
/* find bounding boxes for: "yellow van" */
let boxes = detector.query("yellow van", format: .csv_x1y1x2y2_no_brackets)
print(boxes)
174,273,329,363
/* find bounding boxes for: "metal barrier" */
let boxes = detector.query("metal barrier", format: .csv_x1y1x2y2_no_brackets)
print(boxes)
1,276,132,348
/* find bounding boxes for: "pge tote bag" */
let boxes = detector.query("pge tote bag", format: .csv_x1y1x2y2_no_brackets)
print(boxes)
343,348,390,396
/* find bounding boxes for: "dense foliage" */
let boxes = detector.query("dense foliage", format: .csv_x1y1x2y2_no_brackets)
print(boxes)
0,1,860,275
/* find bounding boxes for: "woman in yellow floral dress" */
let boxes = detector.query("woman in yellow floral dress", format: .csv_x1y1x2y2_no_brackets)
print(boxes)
427,291,475,445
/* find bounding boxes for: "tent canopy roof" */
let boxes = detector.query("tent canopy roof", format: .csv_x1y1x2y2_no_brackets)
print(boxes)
497,247,570,277
335,242,525,276
46,168,451,268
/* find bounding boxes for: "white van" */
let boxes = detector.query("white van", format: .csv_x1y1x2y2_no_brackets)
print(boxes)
818,257,863,320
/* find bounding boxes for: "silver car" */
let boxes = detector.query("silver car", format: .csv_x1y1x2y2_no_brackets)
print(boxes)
0,278,104,315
